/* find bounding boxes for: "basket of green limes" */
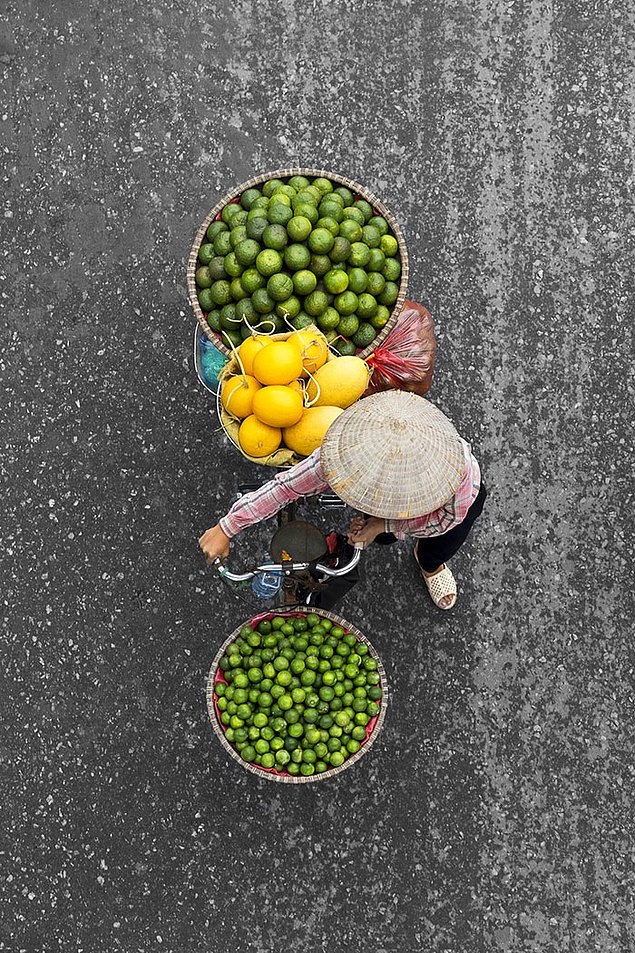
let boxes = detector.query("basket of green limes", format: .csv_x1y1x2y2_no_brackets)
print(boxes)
207,608,387,783
188,168,409,361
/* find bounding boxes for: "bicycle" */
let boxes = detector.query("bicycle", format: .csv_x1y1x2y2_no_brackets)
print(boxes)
194,324,363,611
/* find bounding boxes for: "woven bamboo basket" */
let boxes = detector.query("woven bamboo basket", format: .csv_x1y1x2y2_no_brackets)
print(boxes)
207,607,388,783
187,168,409,360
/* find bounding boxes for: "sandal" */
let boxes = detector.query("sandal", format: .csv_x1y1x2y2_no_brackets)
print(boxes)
413,551,457,610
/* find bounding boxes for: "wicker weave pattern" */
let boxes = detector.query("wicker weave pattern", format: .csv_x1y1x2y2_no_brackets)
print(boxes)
320,392,466,519
187,168,409,359
206,607,388,784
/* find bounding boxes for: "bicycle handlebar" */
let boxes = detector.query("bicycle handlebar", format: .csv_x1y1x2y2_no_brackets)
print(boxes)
213,544,362,582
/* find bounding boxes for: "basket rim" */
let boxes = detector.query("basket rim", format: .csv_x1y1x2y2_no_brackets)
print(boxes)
206,606,388,783
187,168,409,359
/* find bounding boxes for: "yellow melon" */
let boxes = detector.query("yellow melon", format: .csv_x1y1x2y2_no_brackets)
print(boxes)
282,405,344,457
252,340,304,386
288,327,329,378
252,385,304,428
220,374,261,418
305,356,371,408
237,334,270,376
238,415,282,457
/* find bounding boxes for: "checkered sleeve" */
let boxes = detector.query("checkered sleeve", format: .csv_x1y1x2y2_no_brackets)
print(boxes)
219,450,330,538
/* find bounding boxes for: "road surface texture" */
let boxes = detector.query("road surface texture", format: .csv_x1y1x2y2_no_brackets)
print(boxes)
2,1,633,951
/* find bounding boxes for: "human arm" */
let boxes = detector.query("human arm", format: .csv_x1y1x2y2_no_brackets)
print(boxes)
198,524,231,563
347,516,386,548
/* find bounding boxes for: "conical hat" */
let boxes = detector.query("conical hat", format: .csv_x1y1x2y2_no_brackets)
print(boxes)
320,391,465,519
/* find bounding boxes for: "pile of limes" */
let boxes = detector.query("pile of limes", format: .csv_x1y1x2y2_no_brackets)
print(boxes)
195,175,402,355
213,612,383,777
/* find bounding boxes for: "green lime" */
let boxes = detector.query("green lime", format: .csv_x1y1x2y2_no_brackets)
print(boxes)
352,323,376,349
276,295,301,319
195,266,212,289
311,176,333,195
342,206,365,225
288,174,310,191
338,219,362,242
221,202,241,225
219,304,240,330
378,281,399,306
334,186,354,205
205,308,221,331
223,251,243,278
198,243,215,265
308,254,331,277
308,227,334,254
230,225,248,249
239,187,262,210
332,337,357,356
366,272,386,297
272,183,296,199
328,750,345,767
323,269,349,294
252,288,275,314
367,215,388,235
318,202,343,223
230,278,247,301
213,230,233,256
256,248,283,277
287,215,312,242
292,269,317,296
380,233,398,255
356,293,378,320
268,203,293,227
291,312,314,330
207,256,227,281
210,280,232,307
245,217,268,242
317,217,340,239
284,243,312,271
262,178,285,197
329,236,351,262
346,267,368,294
293,202,319,225
240,267,266,295
362,225,381,248
262,223,288,251
333,290,358,316
240,744,256,762
267,273,294,302
292,189,319,208
367,248,385,272
198,286,214,311
316,306,340,331
367,305,388,330
234,239,261,267
382,258,401,281
354,199,373,222
304,290,329,317
206,220,228,242
348,242,371,267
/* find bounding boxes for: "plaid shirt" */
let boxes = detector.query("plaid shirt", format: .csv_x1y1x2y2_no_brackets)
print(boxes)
219,441,481,540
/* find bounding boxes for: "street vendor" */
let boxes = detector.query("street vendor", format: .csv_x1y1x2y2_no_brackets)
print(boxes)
198,391,486,610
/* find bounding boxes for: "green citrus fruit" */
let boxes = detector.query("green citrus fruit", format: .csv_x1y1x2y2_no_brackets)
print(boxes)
378,281,399,306
352,322,376,349
256,248,283,277
370,305,391,329
245,217,268,242
213,230,233,256
223,251,243,278
333,290,358,315
292,269,317,296
323,269,349,294
356,293,378,320
252,287,275,314
347,267,368,294
206,220,228,242
284,243,312,271
338,219,362,243
267,272,294,302
286,215,312,242
275,295,301,319
348,242,371,267
205,309,221,330
262,178,285,197
316,215,340,236
309,254,331,277
308,227,334,254
288,174,310,191
366,272,386,297
293,202,319,224
367,248,386,272
354,199,373,222
316,306,340,331
262,223,288,251
382,258,401,281
198,242,215,264
210,279,232,306
234,238,261,267
195,266,212,288
267,203,293,226
240,267,266,294
235,298,257,323
342,206,365,225
304,290,329,316
329,236,351,262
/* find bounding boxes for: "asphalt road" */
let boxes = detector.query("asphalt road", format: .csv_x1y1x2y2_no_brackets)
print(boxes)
2,1,633,951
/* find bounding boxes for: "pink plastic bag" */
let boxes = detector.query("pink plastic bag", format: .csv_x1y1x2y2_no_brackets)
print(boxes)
365,300,437,396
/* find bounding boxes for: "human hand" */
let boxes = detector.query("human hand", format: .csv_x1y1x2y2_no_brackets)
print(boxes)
347,516,385,549
198,524,231,564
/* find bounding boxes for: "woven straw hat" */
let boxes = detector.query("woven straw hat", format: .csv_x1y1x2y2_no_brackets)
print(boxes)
320,392,465,519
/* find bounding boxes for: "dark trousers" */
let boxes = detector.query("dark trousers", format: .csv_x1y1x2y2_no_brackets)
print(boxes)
374,482,488,572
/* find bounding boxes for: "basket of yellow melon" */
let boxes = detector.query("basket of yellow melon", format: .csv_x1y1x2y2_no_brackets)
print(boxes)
217,325,372,466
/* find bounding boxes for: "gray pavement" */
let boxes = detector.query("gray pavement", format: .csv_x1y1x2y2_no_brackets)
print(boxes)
2,1,633,951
